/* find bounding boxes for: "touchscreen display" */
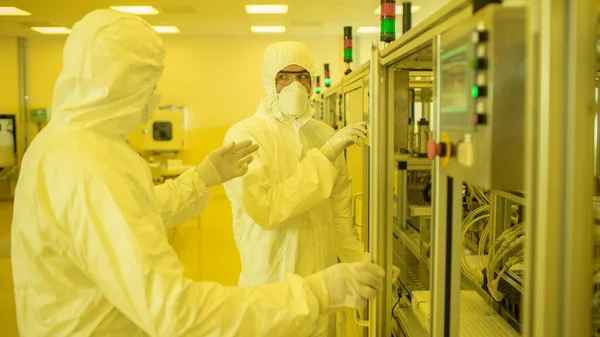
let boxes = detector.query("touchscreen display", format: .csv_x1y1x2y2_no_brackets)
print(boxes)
440,45,469,114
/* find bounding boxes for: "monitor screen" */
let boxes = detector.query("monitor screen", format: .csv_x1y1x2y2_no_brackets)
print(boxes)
441,45,469,114
439,43,473,129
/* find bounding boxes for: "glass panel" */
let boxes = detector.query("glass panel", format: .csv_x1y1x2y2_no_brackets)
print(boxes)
440,45,469,114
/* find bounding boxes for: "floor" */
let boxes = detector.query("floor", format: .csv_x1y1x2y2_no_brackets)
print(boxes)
0,201,16,336
0,193,241,336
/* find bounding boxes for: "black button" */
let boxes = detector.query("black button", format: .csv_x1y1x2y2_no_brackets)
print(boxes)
473,85,488,97
472,30,489,43
472,58,488,70
473,113,487,125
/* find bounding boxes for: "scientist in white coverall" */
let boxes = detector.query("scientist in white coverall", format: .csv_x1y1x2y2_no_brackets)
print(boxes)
223,42,397,336
10,10,385,337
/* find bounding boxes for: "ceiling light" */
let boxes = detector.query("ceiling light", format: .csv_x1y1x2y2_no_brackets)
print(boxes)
374,5,421,15
251,26,285,33
110,6,159,15
31,27,71,34
245,5,288,14
357,27,380,34
0,7,31,16
152,26,180,34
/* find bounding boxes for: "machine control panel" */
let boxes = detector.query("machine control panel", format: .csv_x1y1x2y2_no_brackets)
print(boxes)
436,4,526,191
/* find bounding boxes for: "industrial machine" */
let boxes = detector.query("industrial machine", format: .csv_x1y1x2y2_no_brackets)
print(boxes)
0,115,16,169
126,105,187,181
0,114,17,198
327,1,597,336
423,4,527,336
130,106,186,153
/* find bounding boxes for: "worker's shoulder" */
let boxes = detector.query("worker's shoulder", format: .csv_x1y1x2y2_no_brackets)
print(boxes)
25,128,131,174
226,115,269,138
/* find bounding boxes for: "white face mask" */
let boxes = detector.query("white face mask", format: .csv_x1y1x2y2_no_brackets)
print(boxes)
277,81,309,117
141,88,162,124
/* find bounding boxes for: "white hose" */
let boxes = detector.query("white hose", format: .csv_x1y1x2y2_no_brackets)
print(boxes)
478,223,492,270
489,251,524,301
461,214,490,282
460,204,491,282
487,236,525,296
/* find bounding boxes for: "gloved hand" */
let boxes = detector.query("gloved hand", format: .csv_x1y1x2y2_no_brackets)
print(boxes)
305,261,385,315
195,140,259,187
320,122,367,162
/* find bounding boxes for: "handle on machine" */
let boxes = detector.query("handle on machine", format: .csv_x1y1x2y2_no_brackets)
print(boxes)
353,307,370,327
352,193,364,227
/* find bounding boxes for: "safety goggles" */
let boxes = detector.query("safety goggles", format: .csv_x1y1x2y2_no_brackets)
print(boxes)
275,71,312,86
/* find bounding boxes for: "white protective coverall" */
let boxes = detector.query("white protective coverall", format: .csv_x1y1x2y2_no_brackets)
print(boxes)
10,11,325,337
223,42,365,336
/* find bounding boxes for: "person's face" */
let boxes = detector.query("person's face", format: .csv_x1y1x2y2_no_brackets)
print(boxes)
275,65,312,94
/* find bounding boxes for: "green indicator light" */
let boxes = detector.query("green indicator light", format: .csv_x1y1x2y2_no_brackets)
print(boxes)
381,19,395,34
325,78,331,86
316,86,321,94
344,49,352,60
472,86,479,97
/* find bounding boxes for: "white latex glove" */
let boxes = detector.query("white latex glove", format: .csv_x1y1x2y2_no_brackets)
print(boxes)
195,140,259,187
305,262,385,315
320,122,367,162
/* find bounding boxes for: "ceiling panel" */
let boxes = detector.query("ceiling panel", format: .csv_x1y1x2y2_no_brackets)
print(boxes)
0,0,451,37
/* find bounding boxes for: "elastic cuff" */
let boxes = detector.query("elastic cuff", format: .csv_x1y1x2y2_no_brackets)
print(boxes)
304,272,329,315
319,142,337,162
195,158,221,187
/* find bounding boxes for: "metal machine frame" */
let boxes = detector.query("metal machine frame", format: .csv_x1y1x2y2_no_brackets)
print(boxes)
324,1,598,336
433,5,527,337
522,1,597,337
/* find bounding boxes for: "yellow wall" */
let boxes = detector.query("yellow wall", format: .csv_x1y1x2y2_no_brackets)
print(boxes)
25,35,344,195
0,37,19,337
0,38,19,116
0,34,344,335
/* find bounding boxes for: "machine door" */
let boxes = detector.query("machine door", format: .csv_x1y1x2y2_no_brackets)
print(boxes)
366,40,393,337
345,41,392,337
345,87,366,242
340,77,369,337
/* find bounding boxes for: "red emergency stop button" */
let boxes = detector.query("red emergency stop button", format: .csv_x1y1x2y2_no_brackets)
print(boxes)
427,139,448,161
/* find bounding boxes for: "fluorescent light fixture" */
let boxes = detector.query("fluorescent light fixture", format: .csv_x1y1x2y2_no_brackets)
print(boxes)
31,27,71,34
0,7,31,16
110,6,159,15
251,26,285,33
357,27,380,34
245,5,288,14
374,5,421,15
152,26,180,34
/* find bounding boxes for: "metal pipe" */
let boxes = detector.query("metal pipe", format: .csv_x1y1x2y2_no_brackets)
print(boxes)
402,1,412,34
421,88,432,121
17,37,28,153
409,89,414,120
423,101,431,121
417,118,429,157
407,118,414,154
